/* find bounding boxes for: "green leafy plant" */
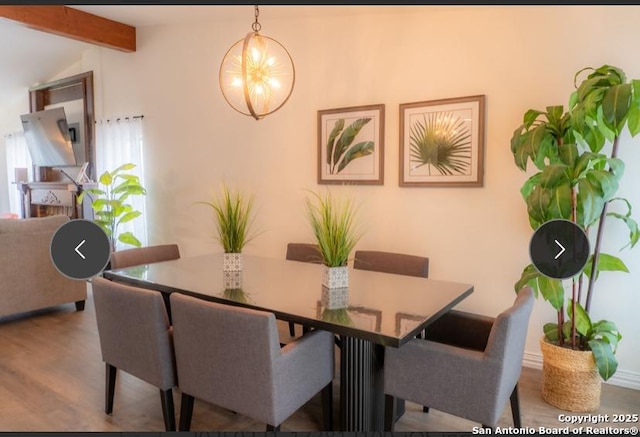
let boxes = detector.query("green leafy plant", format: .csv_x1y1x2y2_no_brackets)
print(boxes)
410,111,471,175
77,163,146,250
326,118,374,174
511,65,640,380
198,184,258,253
305,190,362,267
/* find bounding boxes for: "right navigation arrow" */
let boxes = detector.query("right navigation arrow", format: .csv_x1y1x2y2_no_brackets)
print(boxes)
554,239,565,260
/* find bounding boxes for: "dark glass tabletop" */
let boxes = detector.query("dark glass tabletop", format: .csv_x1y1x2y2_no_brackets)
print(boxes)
103,252,473,347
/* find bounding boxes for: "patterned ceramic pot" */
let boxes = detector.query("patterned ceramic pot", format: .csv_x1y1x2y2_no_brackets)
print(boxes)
321,285,349,310
322,265,349,289
223,252,243,272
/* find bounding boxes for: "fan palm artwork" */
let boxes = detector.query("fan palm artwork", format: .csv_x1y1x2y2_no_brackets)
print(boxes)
325,117,374,175
409,111,472,176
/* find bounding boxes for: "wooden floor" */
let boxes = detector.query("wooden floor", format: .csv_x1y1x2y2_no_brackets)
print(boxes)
0,290,638,432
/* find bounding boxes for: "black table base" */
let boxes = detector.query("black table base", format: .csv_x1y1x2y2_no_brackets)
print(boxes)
339,335,385,431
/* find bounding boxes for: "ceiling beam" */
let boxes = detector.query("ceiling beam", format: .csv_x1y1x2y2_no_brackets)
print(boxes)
0,6,136,52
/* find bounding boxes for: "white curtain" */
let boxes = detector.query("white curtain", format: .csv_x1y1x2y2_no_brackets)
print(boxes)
4,132,32,216
95,116,147,250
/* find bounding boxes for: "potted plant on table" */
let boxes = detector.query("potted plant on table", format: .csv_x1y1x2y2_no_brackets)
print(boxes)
77,163,147,251
198,184,259,274
510,65,640,411
305,190,362,307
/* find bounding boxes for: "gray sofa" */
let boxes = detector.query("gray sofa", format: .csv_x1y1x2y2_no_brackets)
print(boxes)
0,215,87,319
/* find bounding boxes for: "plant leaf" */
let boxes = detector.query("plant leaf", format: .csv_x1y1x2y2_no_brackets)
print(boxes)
326,118,345,166
514,264,541,296
543,322,559,342
546,184,572,220
117,211,142,225
118,231,142,248
569,299,592,337
607,211,639,249
99,171,113,186
583,253,629,281
538,276,564,311
526,185,551,225
511,125,531,171
113,163,136,173
558,143,579,167
333,118,371,167
538,164,570,189
602,83,632,133
588,339,618,381
586,169,619,202
577,178,605,227
627,79,640,136
336,141,374,173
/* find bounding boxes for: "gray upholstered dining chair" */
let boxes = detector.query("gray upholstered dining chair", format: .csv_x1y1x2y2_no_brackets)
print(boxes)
383,287,534,431
285,242,323,336
109,243,181,270
92,276,177,431
353,250,429,278
170,292,335,431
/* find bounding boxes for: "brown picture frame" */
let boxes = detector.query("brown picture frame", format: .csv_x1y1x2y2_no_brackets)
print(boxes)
317,104,385,185
399,95,485,187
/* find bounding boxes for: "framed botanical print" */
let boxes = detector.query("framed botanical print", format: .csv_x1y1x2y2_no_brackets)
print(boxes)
317,104,385,184
400,95,485,187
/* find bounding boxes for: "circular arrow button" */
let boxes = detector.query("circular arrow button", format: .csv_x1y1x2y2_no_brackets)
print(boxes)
50,219,111,280
529,219,590,280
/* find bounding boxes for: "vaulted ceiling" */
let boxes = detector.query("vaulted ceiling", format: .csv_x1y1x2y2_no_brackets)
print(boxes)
0,5,405,106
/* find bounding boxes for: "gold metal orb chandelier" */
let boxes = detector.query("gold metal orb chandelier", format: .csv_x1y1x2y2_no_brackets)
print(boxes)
219,6,296,120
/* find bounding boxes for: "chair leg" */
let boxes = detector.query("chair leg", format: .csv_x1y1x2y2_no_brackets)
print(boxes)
384,394,396,432
179,393,194,431
422,406,430,413
510,383,522,428
75,300,85,311
159,388,176,431
105,364,117,414
302,326,311,334
288,322,296,337
266,424,280,431
320,381,333,430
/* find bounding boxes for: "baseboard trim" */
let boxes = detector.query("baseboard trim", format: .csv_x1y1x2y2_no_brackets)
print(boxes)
523,351,640,391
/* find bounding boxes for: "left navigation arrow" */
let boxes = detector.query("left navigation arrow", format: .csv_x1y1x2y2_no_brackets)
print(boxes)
75,239,86,259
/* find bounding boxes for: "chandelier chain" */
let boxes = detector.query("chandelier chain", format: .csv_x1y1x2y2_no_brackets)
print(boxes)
252,5,261,32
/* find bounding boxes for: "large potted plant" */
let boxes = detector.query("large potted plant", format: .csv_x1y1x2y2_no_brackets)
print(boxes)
511,65,640,411
305,190,362,302
77,163,147,250
198,184,258,272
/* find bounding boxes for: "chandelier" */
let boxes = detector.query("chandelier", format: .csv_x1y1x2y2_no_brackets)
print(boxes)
219,6,296,120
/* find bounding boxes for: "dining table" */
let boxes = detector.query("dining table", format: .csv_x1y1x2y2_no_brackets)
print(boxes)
102,252,474,432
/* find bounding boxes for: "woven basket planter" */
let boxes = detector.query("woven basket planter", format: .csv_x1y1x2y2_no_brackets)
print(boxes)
540,337,601,412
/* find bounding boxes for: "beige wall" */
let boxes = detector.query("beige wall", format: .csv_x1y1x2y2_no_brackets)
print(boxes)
9,6,640,387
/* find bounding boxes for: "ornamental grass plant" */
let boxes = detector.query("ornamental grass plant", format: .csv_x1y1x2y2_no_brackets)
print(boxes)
199,184,258,253
305,190,362,267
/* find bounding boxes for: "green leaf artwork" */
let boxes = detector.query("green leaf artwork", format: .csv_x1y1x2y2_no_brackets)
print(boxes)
325,117,374,174
409,111,471,175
